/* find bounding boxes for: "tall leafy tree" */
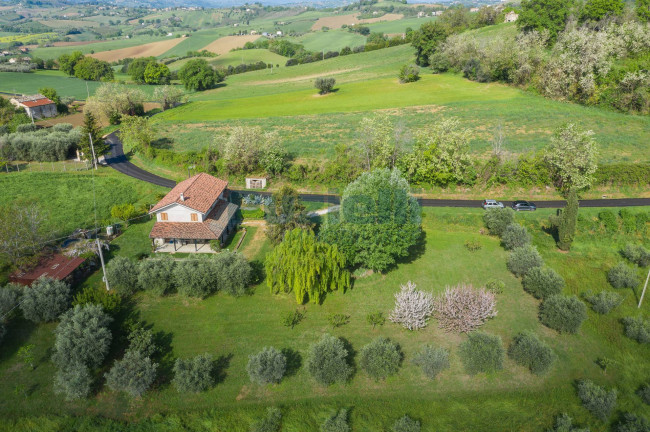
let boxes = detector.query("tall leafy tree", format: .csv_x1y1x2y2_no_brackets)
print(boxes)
58,51,84,76
555,189,579,251
178,59,224,91
265,186,313,244
143,62,171,85
411,20,448,66
0,202,48,266
266,229,350,304
319,168,422,272
357,113,402,171
119,115,154,153
545,123,598,191
518,0,573,42
637,0,650,21
73,57,114,81
78,111,108,163
153,85,186,110
127,57,157,83
581,0,625,22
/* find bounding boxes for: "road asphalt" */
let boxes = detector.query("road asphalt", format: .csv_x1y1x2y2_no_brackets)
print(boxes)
105,133,650,209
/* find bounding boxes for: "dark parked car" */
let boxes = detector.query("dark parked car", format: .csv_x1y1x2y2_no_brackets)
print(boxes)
511,200,537,211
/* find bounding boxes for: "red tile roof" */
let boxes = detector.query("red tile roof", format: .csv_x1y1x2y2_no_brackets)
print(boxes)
150,200,238,240
150,173,228,214
21,97,55,108
10,254,85,286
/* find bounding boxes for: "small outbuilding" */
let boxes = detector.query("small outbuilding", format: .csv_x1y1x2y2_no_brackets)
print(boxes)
10,253,85,286
10,94,57,119
245,177,267,189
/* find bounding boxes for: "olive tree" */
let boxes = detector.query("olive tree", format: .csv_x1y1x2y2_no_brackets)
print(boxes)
247,347,287,385
307,334,352,386
105,350,157,397
315,77,336,94
53,363,93,401
359,337,401,380
106,256,139,296
20,277,71,323
172,353,215,393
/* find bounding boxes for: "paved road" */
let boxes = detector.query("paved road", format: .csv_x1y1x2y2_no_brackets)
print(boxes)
104,133,650,208
104,132,176,188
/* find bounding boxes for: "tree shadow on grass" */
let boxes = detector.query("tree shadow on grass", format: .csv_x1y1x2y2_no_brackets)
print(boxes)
214,353,233,385
338,336,357,380
281,348,302,377
249,260,266,285
393,230,428,269
0,318,37,364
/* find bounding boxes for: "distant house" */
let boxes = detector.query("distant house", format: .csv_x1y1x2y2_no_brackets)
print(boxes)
10,94,57,119
10,253,85,286
149,173,239,252
19,47,29,53
276,30,283,36
470,7,479,12
504,11,519,22
417,11,427,17
250,30,258,35
8,57,17,63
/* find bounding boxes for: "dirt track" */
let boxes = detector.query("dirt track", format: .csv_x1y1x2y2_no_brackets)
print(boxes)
89,38,185,62
200,35,260,55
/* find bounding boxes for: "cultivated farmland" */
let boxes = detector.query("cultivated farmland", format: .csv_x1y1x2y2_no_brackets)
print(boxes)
90,37,186,61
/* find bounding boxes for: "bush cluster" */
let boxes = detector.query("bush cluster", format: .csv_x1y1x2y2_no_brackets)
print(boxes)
172,353,215,393
608,262,640,289
359,337,401,381
247,347,287,385
577,379,617,422
458,331,504,375
539,295,587,334
622,316,650,344
483,208,514,236
501,223,531,250
0,123,80,162
321,409,350,432
584,291,623,314
622,244,650,267
507,245,543,277
392,415,421,432
107,252,253,299
615,413,650,432
522,267,565,299
507,332,556,375
411,345,450,380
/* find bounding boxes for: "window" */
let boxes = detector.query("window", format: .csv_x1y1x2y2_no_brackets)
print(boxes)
191,213,198,222
160,213,168,221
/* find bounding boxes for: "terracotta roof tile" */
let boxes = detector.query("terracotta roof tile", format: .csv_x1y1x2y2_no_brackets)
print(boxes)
150,200,239,240
150,173,228,214
10,254,85,286
21,98,55,108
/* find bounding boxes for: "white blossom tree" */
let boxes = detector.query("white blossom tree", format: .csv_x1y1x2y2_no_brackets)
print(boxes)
389,281,434,330
545,123,598,191
434,284,497,333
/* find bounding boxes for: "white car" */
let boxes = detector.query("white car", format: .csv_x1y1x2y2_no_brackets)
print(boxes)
482,199,504,209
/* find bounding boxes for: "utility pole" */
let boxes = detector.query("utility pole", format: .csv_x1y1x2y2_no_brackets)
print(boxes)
639,268,650,309
96,238,110,291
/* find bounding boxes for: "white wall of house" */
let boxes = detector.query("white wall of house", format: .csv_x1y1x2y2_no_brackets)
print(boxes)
156,203,203,222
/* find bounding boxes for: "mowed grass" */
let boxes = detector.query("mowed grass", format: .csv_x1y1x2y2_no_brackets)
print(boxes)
208,49,288,68
0,169,166,237
289,29,367,52
0,70,157,100
366,16,436,34
1,206,650,431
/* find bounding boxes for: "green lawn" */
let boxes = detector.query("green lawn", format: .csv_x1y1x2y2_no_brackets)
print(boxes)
0,169,166,237
365,16,436,34
210,49,288,68
289,30,367,52
2,206,650,431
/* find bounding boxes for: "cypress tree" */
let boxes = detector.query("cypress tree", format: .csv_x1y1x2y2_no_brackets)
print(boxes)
557,189,578,251
78,111,109,163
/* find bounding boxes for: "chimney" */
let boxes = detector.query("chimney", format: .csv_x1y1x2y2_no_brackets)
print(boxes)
180,193,185,201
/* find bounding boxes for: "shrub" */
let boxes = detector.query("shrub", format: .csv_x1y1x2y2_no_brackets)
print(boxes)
392,415,421,432
52,304,113,369
483,208,515,236
599,210,618,232
507,332,556,375
502,223,531,250
20,277,71,323
411,345,450,379
366,311,386,328
138,257,176,295
359,337,401,380
507,245,543,277
128,327,157,357
577,379,617,422
72,286,122,315
434,284,497,333
327,313,350,328
307,334,352,385
539,295,587,334
485,279,505,294
172,353,215,393
105,350,157,397
608,262,640,289
622,244,650,267
522,267,565,299
251,407,282,432
548,413,590,432
584,291,623,314
458,331,504,375
247,347,286,385
622,316,650,344
637,384,650,405
320,408,350,432
282,309,305,329
464,240,482,252
389,281,434,330
315,77,336,94
53,364,93,401
398,64,420,83
616,413,650,432
106,256,139,296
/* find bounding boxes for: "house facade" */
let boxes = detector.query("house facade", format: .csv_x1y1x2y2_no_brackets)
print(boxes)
10,94,57,119
504,11,519,23
149,173,239,252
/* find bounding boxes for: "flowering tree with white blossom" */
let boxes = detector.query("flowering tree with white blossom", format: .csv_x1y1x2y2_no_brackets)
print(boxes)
389,281,434,330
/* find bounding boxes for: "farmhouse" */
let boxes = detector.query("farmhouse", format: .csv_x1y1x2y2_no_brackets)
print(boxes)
10,94,57,119
504,11,519,22
149,173,239,253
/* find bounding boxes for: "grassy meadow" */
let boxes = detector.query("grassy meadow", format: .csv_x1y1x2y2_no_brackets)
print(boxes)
1,206,649,431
